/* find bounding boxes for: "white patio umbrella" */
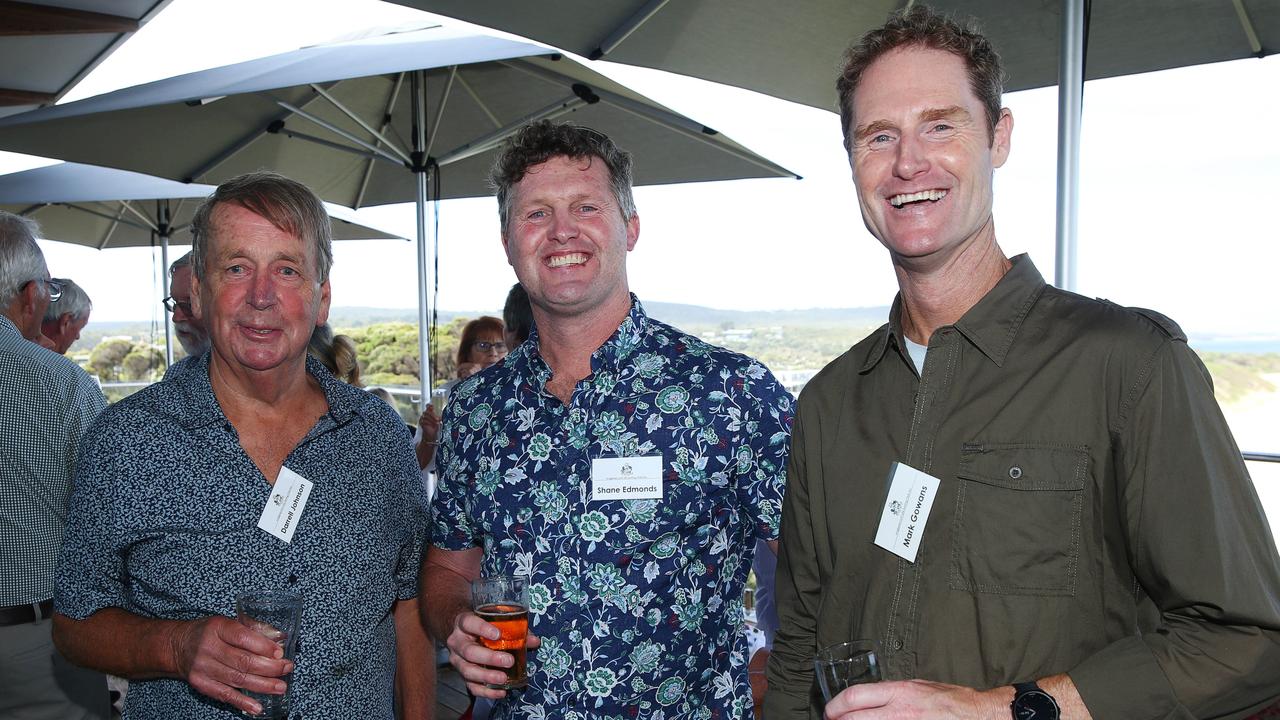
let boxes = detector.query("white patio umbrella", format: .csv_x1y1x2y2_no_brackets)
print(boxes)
397,0,1279,290
0,24,797,403
0,161,403,364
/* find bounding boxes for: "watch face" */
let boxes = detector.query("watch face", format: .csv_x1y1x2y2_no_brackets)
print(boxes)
1013,690,1060,720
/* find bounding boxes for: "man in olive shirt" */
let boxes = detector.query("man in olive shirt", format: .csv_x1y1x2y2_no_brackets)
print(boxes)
766,7,1280,720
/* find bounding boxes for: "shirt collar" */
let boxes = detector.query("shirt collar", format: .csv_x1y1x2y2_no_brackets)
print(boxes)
511,294,650,382
860,254,1046,372
170,352,364,430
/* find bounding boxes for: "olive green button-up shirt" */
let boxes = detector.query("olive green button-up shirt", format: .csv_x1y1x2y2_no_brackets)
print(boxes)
767,255,1280,719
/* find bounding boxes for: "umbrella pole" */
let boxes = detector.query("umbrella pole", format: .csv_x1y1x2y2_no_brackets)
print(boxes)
1054,0,1086,291
412,70,434,411
159,199,174,367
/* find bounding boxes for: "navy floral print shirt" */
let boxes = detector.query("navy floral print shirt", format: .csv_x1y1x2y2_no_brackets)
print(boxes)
432,298,793,720
56,355,429,719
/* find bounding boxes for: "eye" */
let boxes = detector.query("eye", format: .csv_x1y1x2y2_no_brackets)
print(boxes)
226,264,245,275
279,266,299,277
526,209,547,220
577,204,599,214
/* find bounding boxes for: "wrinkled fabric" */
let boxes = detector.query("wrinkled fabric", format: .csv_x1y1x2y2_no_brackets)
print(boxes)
767,255,1280,720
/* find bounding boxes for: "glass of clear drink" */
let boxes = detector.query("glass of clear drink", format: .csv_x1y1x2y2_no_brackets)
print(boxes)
470,574,530,689
814,639,881,703
235,590,303,718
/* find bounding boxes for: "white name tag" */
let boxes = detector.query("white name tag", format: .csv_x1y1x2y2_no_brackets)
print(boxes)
873,462,941,563
591,456,664,502
256,466,313,544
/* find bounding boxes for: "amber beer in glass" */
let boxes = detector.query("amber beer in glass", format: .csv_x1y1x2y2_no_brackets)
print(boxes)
471,574,530,689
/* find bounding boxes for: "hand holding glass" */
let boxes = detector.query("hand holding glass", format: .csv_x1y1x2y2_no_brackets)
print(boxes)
235,591,302,718
815,640,881,702
471,575,529,689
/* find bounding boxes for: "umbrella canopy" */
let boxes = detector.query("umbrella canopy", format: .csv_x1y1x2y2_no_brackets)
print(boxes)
0,161,402,248
0,0,172,119
393,0,1278,113
0,161,404,363
0,24,795,400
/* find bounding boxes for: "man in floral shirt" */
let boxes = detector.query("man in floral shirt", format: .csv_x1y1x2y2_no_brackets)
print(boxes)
422,121,793,720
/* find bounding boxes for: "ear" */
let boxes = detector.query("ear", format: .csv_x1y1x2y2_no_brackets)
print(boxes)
316,279,331,327
57,313,74,336
625,213,640,251
991,108,1013,168
501,231,514,266
190,272,204,320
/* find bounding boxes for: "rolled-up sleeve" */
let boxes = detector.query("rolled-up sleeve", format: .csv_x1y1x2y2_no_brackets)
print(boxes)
1070,341,1280,718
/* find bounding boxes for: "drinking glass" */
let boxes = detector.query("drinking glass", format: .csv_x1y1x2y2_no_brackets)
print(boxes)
814,640,880,702
470,574,529,689
235,590,303,718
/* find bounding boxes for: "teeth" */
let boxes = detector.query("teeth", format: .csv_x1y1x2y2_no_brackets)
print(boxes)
548,253,587,268
889,189,947,207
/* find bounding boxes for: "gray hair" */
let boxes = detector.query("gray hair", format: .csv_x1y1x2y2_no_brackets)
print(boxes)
169,250,193,275
43,277,92,322
489,121,637,235
0,211,49,310
190,171,333,283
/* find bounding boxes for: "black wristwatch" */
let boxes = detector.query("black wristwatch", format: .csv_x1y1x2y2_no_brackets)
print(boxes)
1011,681,1060,720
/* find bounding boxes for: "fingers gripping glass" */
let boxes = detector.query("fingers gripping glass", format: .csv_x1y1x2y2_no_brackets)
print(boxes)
814,640,881,702
473,341,508,354
162,296,193,316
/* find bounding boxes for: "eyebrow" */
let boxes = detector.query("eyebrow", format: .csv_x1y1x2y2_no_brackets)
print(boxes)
853,106,974,141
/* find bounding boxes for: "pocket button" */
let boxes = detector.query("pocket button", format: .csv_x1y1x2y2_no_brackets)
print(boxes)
1008,465,1023,480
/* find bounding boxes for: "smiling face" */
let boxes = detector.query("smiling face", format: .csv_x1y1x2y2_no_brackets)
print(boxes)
192,203,330,375
848,45,1012,271
502,154,638,323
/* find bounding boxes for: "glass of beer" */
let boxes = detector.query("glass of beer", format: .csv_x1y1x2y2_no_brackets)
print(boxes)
814,639,880,703
470,574,530,689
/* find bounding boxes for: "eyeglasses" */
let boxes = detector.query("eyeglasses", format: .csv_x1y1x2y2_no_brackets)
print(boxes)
162,296,193,316
44,278,63,303
473,341,508,353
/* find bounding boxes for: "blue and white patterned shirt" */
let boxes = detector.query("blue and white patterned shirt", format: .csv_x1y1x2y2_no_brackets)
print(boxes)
432,298,793,720
57,354,429,720
0,314,106,605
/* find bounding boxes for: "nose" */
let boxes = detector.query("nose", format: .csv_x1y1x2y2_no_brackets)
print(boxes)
248,272,278,309
893,133,930,179
550,211,578,242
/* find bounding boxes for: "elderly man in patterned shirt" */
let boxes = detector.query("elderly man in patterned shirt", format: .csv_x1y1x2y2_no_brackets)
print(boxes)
52,172,433,719
422,121,794,719
1,212,110,720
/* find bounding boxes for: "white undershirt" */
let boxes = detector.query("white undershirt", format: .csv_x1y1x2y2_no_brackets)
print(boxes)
904,337,929,376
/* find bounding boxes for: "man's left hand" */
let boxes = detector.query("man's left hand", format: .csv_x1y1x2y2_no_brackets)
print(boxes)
824,679,1008,720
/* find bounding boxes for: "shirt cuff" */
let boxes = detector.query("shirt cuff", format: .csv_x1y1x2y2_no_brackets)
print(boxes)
1069,636,1186,720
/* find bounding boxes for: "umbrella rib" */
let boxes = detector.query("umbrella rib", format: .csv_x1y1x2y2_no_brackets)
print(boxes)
58,202,154,233
272,125,404,167
182,90,322,183
435,94,589,166
424,66,458,158
307,83,411,162
356,72,406,210
275,100,409,166
589,0,672,60
501,59,797,179
1231,0,1264,55
118,199,160,232
454,73,503,129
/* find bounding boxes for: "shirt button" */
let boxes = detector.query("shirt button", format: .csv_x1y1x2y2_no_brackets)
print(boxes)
288,574,298,584
1009,466,1023,480
893,638,904,650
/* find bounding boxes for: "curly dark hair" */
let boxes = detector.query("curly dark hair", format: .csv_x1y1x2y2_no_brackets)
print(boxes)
837,5,1005,151
488,121,636,234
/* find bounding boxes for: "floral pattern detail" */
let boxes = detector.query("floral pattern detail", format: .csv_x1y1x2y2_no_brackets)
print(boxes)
432,298,793,719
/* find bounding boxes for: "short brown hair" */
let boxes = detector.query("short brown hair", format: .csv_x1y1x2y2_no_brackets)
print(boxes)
837,5,1005,151
190,171,334,283
489,121,636,235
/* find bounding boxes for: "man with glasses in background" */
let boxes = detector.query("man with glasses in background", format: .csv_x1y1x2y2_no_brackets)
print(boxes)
0,211,109,719
162,251,211,379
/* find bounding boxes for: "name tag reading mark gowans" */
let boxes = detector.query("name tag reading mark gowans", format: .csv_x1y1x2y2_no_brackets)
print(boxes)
873,462,941,563
591,456,664,502
256,466,313,544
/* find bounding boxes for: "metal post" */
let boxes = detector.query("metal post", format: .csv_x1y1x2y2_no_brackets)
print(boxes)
1054,0,1085,291
159,200,174,366
412,70,434,410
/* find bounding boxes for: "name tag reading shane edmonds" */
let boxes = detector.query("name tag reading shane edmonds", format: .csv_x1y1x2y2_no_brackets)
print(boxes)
256,466,314,544
873,462,941,563
591,455,664,502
